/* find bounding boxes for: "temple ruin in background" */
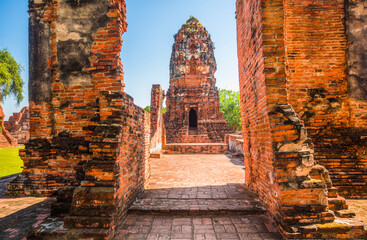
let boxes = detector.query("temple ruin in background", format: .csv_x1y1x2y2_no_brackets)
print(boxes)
163,17,233,154
0,104,18,148
4,107,30,144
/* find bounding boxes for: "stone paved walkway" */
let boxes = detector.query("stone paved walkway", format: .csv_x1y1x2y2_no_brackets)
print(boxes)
347,200,367,230
0,175,54,240
114,154,283,240
147,154,246,189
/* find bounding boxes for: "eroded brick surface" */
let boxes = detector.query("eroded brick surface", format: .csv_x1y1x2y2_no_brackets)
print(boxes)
284,0,367,199
236,0,367,238
6,1,150,239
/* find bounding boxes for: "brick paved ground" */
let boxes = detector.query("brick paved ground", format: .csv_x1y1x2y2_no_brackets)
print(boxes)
115,214,281,240
114,154,282,240
147,154,246,188
0,175,54,240
347,200,367,230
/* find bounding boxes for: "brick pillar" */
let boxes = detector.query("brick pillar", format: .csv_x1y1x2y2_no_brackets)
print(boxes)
149,84,164,156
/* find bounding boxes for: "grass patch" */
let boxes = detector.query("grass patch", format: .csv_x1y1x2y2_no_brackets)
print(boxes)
0,146,24,177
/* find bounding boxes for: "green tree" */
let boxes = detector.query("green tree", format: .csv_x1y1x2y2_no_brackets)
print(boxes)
144,106,151,113
0,49,24,104
144,106,167,114
219,88,241,132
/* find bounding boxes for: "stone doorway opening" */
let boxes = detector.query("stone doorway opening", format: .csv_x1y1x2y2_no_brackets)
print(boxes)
189,108,198,129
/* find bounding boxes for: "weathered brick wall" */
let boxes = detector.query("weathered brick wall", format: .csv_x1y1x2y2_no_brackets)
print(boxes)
345,0,367,198
9,0,126,195
150,84,164,154
144,111,151,185
236,0,281,221
237,0,366,238
8,0,151,239
347,0,367,104
4,107,30,144
284,0,367,198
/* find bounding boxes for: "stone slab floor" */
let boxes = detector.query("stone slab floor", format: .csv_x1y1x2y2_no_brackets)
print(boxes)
114,154,283,240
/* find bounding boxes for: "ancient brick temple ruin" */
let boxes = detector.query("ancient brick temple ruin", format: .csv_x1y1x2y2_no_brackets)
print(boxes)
4,107,30,144
0,104,18,148
236,0,367,238
8,0,151,238
5,0,367,239
163,17,233,154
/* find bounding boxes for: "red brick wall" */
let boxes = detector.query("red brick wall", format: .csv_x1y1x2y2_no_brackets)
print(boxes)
284,0,367,198
144,111,151,185
9,0,128,195
236,0,278,217
8,0,151,238
236,0,366,238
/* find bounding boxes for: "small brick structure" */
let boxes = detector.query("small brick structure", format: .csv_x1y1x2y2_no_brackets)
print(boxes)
4,107,30,144
149,84,164,158
0,104,18,148
163,17,232,153
225,133,244,157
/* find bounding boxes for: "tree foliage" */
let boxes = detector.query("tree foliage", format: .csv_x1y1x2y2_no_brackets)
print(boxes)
0,49,24,104
144,106,151,112
219,88,241,132
144,106,167,114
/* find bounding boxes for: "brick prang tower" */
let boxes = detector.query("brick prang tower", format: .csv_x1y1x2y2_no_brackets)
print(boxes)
164,17,232,144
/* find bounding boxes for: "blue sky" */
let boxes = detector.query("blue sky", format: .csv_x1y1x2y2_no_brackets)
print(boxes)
0,0,239,119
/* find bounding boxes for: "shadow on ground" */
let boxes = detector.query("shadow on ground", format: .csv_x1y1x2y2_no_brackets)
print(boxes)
0,175,54,240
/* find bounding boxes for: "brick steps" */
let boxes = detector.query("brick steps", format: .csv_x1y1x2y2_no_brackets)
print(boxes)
328,196,348,211
335,210,356,218
181,134,210,143
116,183,282,239
27,220,109,240
164,143,227,154
129,198,266,216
